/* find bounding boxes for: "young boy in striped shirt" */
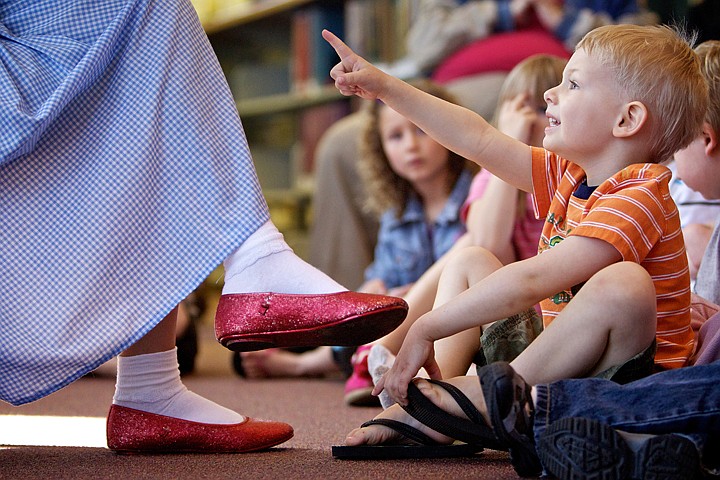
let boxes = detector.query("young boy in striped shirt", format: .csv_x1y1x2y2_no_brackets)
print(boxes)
323,23,707,402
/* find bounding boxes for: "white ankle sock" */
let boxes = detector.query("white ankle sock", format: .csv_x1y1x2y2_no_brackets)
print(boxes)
222,220,346,295
113,349,243,424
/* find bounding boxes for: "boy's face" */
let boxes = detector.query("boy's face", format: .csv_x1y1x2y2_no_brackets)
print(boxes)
674,128,720,200
542,49,626,165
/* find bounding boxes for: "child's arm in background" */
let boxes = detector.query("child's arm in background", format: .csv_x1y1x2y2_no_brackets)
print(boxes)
466,173,519,264
323,29,535,193
466,94,542,261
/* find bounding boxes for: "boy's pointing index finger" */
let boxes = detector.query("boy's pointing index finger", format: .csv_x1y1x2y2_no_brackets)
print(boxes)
322,28,383,100
322,29,352,61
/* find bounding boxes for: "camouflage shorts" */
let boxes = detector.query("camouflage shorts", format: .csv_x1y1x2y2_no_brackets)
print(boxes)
594,340,657,384
473,307,543,370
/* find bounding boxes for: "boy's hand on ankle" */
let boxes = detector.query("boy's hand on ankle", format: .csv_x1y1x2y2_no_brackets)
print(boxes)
372,324,439,406
323,29,390,101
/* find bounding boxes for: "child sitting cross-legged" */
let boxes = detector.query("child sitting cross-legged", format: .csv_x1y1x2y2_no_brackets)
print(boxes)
322,23,707,476
345,53,566,407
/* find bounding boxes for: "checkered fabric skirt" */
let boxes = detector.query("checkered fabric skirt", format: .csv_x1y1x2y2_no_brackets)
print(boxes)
0,0,268,405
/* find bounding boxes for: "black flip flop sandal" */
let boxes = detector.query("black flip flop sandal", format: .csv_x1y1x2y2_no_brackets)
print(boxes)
479,362,541,477
402,379,507,451
331,418,483,459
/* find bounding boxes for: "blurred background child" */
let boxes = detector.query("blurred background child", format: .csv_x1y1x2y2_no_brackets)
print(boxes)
346,54,567,407
357,80,477,296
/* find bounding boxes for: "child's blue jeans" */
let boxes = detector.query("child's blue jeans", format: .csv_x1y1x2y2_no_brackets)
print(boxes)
533,360,720,468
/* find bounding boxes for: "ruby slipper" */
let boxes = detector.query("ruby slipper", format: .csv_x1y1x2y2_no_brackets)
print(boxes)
106,405,293,454
215,292,408,352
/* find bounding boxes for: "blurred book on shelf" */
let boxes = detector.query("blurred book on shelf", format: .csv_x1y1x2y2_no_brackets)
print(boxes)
344,0,417,64
191,0,421,261
204,0,420,98
294,101,350,175
291,3,344,92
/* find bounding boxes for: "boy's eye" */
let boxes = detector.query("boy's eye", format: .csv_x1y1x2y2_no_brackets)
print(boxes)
568,80,579,90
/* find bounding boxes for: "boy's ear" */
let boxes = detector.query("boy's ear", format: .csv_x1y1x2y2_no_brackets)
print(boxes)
613,101,647,138
702,121,719,157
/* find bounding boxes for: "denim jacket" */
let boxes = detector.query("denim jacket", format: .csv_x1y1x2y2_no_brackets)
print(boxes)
364,169,472,288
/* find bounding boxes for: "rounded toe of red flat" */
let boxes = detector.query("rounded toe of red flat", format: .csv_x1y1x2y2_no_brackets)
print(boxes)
107,405,294,454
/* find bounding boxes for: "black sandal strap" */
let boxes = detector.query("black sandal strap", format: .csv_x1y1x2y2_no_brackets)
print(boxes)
479,362,541,476
360,418,439,446
426,379,485,425
401,380,506,450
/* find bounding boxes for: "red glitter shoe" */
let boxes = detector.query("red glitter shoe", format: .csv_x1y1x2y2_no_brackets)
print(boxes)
106,405,294,454
215,291,408,352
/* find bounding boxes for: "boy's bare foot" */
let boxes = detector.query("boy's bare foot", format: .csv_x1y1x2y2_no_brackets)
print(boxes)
345,376,489,446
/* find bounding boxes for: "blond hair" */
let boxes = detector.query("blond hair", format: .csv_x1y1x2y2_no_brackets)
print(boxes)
577,24,708,163
695,40,720,135
359,80,475,217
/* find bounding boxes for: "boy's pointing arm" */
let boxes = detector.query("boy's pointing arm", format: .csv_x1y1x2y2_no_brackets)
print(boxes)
323,29,534,193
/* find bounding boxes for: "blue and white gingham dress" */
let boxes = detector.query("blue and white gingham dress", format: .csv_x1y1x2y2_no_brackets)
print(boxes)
0,0,269,405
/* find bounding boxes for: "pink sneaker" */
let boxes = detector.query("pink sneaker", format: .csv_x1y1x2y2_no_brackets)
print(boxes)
343,345,380,406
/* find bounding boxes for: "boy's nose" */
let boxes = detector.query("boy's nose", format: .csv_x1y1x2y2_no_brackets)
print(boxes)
544,87,556,105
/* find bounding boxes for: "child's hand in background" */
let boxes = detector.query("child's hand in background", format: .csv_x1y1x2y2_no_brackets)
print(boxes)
497,93,546,146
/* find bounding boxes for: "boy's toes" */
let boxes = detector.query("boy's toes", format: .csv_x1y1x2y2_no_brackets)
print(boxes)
345,423,397,446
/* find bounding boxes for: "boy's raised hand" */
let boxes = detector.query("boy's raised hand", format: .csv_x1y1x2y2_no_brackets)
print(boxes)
322,29,389,101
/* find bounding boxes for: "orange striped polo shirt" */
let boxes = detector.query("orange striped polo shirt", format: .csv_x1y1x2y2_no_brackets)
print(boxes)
530,148,693,369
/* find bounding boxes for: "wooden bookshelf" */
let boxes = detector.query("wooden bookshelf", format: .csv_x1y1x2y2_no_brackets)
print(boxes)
203,0,316,34
236,85,344,117
195,0,415,257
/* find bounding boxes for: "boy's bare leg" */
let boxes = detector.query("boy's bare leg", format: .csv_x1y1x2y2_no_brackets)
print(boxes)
379,235,472,353
434,327,483,377
432,246,504,377
370,244,496,409
511,262,657,385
